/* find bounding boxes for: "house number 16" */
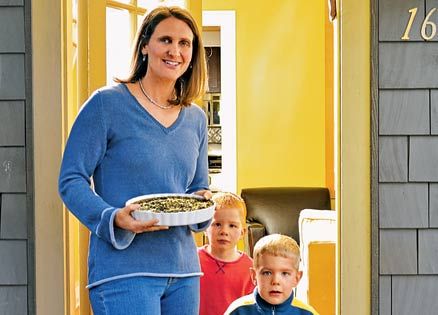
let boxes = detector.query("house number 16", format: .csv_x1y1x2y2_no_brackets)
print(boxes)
402,7,437,40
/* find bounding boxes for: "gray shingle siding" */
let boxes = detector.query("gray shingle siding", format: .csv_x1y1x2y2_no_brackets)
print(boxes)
0,1,32,314
0,194,27,239
377,0,438,313
418,229,438,274
0,101,25,146
379,136,408,182
430,90,438,134
392,276,438,314
379,276,391,315
379,0,424,41
0,287,27,315
380,229,417,274
410,137,438,181
379,90,429,135
0,54,25,99
0,1,24,6
429,184,438,227
379,183,428,228
0,7,24,52
380,43,438,89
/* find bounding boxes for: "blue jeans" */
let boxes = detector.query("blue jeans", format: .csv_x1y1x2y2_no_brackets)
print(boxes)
89,276,200,315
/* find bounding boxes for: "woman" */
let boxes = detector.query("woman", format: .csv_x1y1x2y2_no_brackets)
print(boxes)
59,6,210,314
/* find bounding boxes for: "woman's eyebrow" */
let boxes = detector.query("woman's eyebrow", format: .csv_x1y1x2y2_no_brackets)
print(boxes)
158,34,192,41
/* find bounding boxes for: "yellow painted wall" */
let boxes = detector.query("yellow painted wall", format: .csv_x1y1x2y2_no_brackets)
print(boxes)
203,0,327,190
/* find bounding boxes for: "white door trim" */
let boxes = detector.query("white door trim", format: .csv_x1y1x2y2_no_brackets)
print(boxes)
203,10,237,193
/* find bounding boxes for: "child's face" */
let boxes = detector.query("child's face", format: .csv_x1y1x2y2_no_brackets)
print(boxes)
250,253,302,305
206,207,244,251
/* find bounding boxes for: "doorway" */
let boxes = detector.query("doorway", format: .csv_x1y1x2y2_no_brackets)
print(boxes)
52,2,372,315
202,11,237,193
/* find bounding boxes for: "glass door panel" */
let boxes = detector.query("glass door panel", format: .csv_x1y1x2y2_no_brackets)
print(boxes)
106,7,132,85
138,0,186,8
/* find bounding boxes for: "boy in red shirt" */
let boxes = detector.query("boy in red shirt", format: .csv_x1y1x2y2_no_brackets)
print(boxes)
198,192,255,315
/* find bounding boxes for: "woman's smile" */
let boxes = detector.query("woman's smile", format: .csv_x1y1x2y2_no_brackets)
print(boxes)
163,59,180,66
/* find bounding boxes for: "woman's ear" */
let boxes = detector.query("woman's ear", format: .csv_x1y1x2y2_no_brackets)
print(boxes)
141,45,148,56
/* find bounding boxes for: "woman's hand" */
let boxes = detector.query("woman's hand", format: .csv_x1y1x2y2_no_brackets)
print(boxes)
114,204,169,233
193,189,212,200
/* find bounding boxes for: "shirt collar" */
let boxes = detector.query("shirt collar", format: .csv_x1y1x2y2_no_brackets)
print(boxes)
253,287,295,312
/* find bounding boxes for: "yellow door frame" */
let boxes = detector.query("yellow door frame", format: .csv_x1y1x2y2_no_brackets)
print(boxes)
64,1,106,314
337,0,371,314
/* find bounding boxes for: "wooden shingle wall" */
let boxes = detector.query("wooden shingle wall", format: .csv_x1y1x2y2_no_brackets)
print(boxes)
378,0,438,313
0,0,33,314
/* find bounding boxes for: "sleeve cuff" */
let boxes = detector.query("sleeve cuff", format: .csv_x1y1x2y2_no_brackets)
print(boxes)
96,207,136,250
189,218,212,232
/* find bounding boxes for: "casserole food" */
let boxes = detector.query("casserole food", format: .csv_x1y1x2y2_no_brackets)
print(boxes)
125,193,215,226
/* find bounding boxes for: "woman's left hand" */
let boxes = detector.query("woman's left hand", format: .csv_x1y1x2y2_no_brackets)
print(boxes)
193,190,212,200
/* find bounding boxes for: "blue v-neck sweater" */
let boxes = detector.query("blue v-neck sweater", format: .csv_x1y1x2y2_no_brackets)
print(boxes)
59,84,210,288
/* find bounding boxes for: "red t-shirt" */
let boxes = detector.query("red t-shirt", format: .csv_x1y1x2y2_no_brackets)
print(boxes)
198,246,255,315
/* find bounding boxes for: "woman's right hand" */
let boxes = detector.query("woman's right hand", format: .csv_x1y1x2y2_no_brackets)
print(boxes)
114,204,169,233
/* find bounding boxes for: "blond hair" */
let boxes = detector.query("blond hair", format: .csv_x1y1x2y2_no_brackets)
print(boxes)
253,234,301,269
212,192,247,228
115,6,207,106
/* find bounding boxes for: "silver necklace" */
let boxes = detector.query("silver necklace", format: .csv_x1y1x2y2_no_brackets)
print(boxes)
138,80,173,110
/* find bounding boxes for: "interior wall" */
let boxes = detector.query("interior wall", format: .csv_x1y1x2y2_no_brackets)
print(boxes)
203,1,371,313
203,0,327,191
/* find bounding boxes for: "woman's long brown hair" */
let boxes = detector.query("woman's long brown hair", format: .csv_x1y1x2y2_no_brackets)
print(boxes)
115,6,208,106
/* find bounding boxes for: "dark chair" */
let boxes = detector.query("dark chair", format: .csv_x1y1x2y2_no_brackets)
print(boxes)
241,187,331,257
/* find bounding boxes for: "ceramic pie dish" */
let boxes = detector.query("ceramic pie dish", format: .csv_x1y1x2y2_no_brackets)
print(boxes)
125,193,215,226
